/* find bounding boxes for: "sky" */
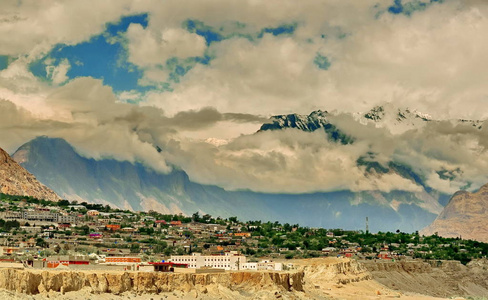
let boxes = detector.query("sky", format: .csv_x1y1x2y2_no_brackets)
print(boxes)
1,0,488,195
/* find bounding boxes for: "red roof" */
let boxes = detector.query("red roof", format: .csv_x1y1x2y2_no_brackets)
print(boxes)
149,262,187,267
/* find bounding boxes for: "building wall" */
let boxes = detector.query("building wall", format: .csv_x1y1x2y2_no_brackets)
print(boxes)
170,252,246,270
241,262,282,271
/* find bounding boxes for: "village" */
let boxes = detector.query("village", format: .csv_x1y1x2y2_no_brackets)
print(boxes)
0,193,486,273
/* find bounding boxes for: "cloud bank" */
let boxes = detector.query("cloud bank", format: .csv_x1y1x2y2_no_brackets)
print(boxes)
1,0,488,195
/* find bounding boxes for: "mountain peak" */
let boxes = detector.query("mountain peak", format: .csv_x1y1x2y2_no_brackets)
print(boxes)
364,105,432,123
259,111,328,132
258,110,353,144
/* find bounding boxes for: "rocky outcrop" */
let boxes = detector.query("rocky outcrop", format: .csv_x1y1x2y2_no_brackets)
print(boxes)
0,147,60,201
293,258,372,286
421,183,488,242
0,269,304,296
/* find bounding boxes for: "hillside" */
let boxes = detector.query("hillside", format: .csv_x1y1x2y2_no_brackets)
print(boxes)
420,183,488,242
0,146,60,202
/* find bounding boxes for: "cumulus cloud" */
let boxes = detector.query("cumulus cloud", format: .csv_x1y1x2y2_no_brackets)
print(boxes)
0,0,140,57
136,0,488,121
126,24,206,68
163,127,425,194
0,76,268,174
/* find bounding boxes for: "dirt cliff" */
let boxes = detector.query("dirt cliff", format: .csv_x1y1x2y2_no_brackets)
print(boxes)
0,147,60,201
292,257,372,285
0,268,304,298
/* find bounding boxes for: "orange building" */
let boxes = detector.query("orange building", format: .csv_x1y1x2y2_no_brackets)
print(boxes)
106,224,121,231
233,232,251,238
105,257,141,264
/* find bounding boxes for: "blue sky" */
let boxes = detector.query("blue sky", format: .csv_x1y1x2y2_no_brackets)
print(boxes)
27,13,311,95
388,0,444,16
29,14,149,92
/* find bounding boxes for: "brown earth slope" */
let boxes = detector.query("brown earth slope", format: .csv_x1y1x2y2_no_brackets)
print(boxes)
421,183,488,242
363,259,488,299
0,147,60,201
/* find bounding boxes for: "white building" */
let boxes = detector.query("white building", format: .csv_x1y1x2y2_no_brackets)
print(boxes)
240,260,282,271
170,251,246,270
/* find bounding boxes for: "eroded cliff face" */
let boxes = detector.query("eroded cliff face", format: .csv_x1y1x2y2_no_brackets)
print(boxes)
0,269,304,296
293,258,372,286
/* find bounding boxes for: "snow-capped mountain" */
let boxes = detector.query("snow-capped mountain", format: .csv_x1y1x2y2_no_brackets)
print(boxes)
259,110,353,144
259,110,330,132
359,104,482,134
259,104,483,137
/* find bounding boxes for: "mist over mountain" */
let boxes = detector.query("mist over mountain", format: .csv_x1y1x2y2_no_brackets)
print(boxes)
9,105,487,232
11,135,442,232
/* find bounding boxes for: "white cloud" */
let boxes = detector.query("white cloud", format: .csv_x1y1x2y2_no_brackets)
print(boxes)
47,59,70,84
126,24,206,68
136,0,488,121
0,0,143,58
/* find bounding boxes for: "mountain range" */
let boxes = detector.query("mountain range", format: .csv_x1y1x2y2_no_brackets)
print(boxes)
0,108,432,231
11,136,438,232
3,105,484,232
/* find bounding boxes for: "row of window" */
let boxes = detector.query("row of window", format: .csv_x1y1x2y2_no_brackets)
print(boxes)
173,258,231,262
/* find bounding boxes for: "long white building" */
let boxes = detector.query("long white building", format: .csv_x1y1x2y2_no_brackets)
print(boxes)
170,251,246,270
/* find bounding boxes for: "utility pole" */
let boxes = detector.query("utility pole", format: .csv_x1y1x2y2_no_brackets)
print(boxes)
366,217,369,234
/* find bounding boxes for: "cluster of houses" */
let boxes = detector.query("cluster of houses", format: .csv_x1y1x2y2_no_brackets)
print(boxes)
0,201,286,272
0,198,457,270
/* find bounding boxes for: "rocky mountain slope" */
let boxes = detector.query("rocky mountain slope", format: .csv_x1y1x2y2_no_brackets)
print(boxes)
0,146,60,201
420,183,488,242
12,136,438,232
